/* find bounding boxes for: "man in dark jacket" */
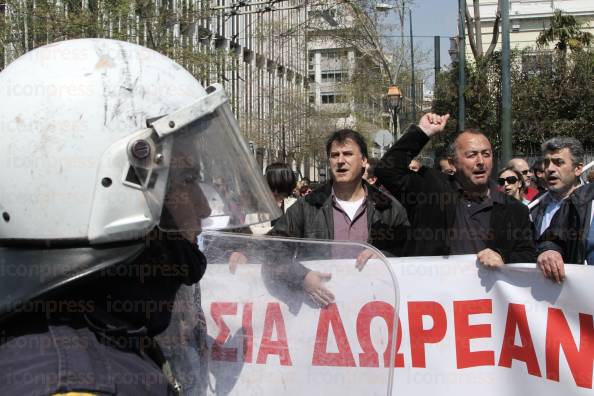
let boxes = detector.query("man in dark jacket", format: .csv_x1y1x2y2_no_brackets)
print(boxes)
376,113,535,266
530,137,585,240
537,182,594,283
270,129,409,305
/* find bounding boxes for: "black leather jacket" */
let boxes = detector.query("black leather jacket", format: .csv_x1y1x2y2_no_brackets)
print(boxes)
376,125,536,263
269,180,409,284
538,183,594,264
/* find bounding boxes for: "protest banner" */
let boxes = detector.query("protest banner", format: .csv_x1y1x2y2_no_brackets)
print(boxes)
200,234,593,395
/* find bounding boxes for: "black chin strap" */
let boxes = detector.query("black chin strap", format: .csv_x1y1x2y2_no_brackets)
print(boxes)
0,242,146,322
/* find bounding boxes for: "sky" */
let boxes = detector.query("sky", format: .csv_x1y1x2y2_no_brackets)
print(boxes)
380,0,459,95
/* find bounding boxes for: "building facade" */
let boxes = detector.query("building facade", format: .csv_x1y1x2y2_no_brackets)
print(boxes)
0,0,309,172
466,0,594,56
304,1,389,180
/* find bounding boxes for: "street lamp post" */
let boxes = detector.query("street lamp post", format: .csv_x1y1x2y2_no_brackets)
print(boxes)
387,85,402,139
501,0,512,164
375,3,416,129
409,8,416,123
457,0,466,132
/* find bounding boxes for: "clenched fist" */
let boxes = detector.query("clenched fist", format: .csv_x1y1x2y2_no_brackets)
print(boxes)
418,113,450,137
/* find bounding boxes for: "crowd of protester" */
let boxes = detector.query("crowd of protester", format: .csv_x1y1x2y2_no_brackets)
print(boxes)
239,112,592,304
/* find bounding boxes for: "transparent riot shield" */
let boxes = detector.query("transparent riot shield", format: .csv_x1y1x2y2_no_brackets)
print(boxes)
167,231,400,396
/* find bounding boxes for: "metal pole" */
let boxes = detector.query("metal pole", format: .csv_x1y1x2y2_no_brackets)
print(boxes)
392,108,398,139
434,36,441,88
457,0,466,132
501,0,512,164
409,9,416,122
282,124,286,163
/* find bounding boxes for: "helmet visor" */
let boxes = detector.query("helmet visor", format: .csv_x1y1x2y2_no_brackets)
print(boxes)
129,86,281,232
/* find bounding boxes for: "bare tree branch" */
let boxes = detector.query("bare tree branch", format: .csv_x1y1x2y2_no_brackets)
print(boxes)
339,0,394,83
484,0,502,58
472,0,483,55
465,5,479,60
392,0,410,85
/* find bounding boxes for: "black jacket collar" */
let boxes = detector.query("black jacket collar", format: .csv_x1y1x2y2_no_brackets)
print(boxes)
448,178,507,204
305,180,392,210
569,182,594,207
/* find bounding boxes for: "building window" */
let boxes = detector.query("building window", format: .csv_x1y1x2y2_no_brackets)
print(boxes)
521,52,552,76
309,95,315,104
325,8,337,18
308,73,315,83
321,93,346,104
320,50,348,62
321,50,343,60
320,70,346,82
310,9,335,18
511,20,520,32
308,53,315,70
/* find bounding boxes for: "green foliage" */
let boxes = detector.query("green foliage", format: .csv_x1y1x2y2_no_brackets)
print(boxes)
536,9,593,53
433,48,594,155
434,10,593,156
0,0,232,81
433,53,502,152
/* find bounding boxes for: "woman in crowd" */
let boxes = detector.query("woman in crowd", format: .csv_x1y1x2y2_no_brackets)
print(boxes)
250,163,297,234
497,167,529,205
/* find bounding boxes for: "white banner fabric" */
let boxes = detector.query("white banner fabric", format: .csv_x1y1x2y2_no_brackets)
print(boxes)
201,255,594,395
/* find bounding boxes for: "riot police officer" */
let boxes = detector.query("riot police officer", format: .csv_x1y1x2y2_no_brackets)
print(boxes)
0,39,280,395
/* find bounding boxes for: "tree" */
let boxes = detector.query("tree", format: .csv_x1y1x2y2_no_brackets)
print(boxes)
465,0,502,61
303,0,404,161
512,49,594,151
0,0,222,73
536,9,593,53
433,48,594,155
306,0,398,84
435,7,594,157
305,0,430,139
432,52,501,152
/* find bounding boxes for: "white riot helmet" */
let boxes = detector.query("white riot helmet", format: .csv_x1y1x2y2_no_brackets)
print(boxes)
0,39,281,317
0,39,280,244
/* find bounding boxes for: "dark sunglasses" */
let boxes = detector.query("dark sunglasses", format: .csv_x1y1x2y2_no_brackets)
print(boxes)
497,176,519,185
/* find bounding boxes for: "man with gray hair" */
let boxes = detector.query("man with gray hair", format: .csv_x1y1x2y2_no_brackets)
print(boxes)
532,136,585,238
533,136,586,282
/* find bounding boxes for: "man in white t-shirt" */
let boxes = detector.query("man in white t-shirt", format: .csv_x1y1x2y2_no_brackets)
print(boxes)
269,129,409,305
